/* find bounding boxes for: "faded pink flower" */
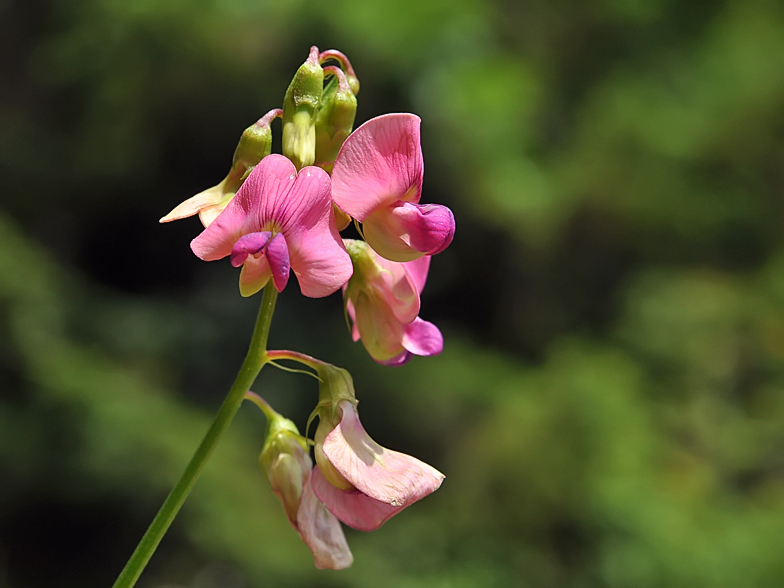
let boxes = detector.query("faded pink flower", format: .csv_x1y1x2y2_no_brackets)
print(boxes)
312,399,444,531
331,113,455,262
343,239,442,366
191,154,352,298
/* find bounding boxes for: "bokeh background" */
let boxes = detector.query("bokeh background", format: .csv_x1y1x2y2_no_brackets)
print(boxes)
3,0,784,586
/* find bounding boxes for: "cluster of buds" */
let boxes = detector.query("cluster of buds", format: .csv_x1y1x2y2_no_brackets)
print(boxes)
161,46,454,569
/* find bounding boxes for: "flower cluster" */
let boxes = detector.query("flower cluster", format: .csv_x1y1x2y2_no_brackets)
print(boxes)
162,46,454,570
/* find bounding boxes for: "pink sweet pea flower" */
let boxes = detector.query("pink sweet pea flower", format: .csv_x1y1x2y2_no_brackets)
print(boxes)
312,400,444,531
191,154,352,298
343,239,443,366
331,113,455,262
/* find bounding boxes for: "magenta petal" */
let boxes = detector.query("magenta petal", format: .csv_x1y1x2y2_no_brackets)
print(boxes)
280,166,353,297
266,232,291,292
377,350,413,367
332,113,424,220
296,470,354,569
311,466,401,532
363,201,456,263
230,231,272,267
402,317,443,356
322,402,445,508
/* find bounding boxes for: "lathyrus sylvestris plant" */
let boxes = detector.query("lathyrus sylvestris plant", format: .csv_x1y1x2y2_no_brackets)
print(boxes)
113,46,455,587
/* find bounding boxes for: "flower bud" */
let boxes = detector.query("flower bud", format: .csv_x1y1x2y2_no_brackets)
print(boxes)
259,402,312,525
314,67,357,173
282,46,324,169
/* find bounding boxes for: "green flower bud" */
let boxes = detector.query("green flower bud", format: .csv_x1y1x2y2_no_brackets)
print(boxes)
314,66,357,172
282,46,324,169
258,398,312,525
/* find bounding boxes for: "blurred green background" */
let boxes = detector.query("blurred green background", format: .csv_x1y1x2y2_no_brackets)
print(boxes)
2,0,784,586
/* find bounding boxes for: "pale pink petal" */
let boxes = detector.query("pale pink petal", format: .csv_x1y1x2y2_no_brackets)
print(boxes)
230,231,271,267
198,199,233,228
322,402,445,507
331,113,424,220
266,232,291,292
191,155,297,261
159,181,227,224
267,452,310,526
344,297,361,342
281,166,353,297
373,253,420,324
401,317,443,356
297,470,354,569
363,201,455,263
311,466,401,532
403,255,430,295
354,291,405,361
238,256,270,297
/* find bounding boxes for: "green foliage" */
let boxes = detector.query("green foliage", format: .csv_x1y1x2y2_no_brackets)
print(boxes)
2,0,784,586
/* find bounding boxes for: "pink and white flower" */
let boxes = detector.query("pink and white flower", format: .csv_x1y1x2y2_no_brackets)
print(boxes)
191,154,352,298
331,113,455,262
343,239,443,366
312,399,444,531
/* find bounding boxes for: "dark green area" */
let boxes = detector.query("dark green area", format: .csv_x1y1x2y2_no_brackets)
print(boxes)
2,0,784,586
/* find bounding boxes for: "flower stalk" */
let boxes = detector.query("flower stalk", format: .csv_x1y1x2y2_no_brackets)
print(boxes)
111,285,278,588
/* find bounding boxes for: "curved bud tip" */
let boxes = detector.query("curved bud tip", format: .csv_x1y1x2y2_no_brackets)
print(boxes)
312,401,445,531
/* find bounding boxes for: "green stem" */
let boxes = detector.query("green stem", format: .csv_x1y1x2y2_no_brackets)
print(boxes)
112,286,279,588
265,349,325,370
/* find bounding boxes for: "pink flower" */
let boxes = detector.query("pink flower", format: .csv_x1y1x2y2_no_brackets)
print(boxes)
312,399,445,531
343,239,443,366
331,113,455,262
191,154,352,298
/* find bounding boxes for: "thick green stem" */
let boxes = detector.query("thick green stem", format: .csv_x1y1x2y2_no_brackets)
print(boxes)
112,286,279,588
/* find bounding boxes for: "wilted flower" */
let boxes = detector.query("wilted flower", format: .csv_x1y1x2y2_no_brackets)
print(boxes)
331,113,455,262
343,239,442,365
309,365,444,531
190,154,352,298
